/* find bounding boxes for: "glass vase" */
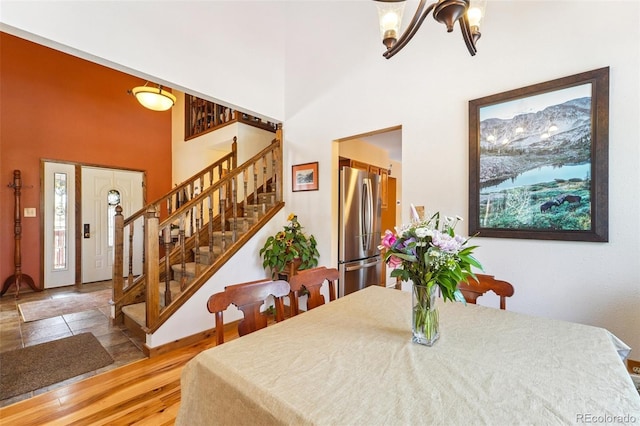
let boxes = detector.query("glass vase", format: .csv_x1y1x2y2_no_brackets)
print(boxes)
412,283,440,346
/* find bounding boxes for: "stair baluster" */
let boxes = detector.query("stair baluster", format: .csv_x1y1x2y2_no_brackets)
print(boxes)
243,168,249,221
194,201,201,277
220,184,227,253
179,215,187,291
163,226,172,307
232,175,238,243
262,154,268,197
208,193,214,258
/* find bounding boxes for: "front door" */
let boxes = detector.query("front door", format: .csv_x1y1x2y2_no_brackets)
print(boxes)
81,167,144,283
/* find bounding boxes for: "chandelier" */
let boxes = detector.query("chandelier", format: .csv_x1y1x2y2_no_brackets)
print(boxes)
375,0,487,59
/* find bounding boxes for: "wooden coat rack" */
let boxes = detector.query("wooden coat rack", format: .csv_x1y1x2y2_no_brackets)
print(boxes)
1,170,39,297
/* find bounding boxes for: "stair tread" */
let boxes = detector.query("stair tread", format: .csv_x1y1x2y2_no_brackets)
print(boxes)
122,303,146,327
171,262,198,274
195,246,222,254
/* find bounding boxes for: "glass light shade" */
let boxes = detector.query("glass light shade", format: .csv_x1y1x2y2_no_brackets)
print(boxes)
467,0,487,28
376,1,405,44
132,86,176,111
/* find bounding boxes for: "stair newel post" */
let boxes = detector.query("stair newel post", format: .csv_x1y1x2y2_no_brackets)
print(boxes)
162,225,172,307
179,214,187,291
232,136,238,169
144,205,160,329
113,205,124,303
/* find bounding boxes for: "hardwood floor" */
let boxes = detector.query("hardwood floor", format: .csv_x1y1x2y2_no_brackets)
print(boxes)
0,331,242,425
0,285,281,424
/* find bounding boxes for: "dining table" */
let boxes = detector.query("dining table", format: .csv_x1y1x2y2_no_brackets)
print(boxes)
176,285,640,425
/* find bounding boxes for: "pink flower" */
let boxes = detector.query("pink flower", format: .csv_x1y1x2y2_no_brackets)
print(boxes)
379,230,396,250
387,255,403,269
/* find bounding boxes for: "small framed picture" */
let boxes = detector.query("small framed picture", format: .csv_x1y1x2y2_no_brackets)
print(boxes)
292,162,319,192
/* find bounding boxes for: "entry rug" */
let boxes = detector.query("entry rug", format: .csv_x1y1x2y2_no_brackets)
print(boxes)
18,289,112,322
0,332,114,400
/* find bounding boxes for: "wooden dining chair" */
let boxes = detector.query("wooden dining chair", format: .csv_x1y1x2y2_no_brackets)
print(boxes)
207,278,290,345
288,266,339,316
458,274,515,310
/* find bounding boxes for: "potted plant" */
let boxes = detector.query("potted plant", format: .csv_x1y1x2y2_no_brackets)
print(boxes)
259,213,320,279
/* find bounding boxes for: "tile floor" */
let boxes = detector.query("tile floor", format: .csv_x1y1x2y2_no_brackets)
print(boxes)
0,281,146,407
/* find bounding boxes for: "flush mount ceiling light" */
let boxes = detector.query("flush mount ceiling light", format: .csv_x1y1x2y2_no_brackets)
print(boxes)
375,0,487,59
130,83,176,111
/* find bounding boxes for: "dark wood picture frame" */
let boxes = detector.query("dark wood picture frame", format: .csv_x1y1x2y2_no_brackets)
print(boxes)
292,162,319,192
468,67,609,242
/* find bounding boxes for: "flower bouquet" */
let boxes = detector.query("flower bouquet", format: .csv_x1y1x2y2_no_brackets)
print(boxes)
379,207,482,345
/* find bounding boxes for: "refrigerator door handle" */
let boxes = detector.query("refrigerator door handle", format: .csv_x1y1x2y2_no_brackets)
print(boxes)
361,178,373,252
345,260,380,272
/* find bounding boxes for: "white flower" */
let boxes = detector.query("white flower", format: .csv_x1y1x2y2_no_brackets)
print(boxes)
415,227,429,238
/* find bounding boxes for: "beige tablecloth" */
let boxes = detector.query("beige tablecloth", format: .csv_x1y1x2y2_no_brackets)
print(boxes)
177,286,640,425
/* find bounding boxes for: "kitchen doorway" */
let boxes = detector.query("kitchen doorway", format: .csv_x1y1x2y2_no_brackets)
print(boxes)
336,126,402,290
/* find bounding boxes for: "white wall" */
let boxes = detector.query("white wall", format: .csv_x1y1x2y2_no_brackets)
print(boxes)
3,1,638,355
283,1,640,354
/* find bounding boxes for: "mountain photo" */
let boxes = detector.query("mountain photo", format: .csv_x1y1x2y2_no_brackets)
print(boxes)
477,84,593,231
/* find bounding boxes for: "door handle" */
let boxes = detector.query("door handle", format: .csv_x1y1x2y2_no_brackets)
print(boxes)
345,261,379,272
84,223,91,238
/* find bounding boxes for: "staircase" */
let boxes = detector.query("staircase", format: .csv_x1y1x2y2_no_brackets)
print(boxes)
111,128,284,340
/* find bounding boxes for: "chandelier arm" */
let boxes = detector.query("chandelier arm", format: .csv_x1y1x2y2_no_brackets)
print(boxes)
459,14,477,56
384,1,437,59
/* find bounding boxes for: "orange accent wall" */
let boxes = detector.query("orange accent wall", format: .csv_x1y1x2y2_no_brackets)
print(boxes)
0,32,172,291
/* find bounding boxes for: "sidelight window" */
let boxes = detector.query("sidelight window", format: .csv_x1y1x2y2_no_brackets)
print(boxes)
53,172,67,270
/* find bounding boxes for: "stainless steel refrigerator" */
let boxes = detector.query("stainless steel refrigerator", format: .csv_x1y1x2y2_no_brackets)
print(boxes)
338,166,383,297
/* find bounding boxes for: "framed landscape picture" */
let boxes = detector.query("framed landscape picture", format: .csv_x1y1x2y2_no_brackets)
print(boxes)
292,162,319,192
468,67,609,242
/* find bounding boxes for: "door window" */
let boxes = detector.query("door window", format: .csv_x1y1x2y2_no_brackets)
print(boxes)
53,172,68,270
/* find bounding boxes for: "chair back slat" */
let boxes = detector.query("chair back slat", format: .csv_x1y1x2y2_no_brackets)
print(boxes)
207,279,290,344
459,274,514,310
289,267,339,315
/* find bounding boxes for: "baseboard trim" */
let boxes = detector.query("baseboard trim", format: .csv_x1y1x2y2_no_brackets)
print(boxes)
142,320,240,358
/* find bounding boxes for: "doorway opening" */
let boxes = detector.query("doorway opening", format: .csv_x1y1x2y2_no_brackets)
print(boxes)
335,126,403,290
42,160,145,289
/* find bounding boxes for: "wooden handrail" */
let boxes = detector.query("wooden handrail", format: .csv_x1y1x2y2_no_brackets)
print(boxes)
112,129,283,333
123,138,237,228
